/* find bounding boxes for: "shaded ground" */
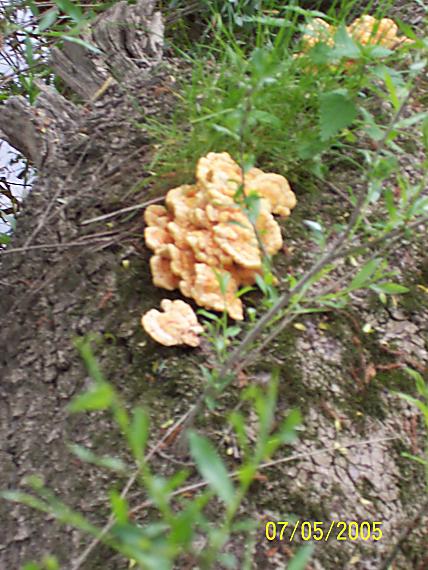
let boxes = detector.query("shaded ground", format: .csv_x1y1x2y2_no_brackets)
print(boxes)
0,1,427,569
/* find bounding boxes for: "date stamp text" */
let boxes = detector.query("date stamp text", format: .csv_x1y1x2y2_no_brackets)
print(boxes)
265,521,383,542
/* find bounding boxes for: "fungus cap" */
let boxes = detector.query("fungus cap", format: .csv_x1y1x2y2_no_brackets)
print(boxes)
141,299,203,347
191,264,244,321
144,204,171,228
348,16,398,47
247,172,297,218
299,15,411,58
197,152,242,200
165,185,203,225
301,18,335,50
150,255,180,291
144,226,173,252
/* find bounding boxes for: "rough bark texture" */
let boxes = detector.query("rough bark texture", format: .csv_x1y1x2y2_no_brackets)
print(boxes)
0,1,174,567
0,1,427,569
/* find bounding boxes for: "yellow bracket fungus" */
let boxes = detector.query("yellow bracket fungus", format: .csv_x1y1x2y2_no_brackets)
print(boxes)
143,152,296,323
300,15,411,54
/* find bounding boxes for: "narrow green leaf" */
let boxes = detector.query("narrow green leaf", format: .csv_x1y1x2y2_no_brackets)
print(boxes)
0,491,49,513
212,124,240,141
213,269,231,296
396,392,428,421
0,233,11,245
235,285,255,298
288,544,315,570
68,444,127,472
74,336,105,384
278,409,301,444
188,432,234,504
284,6,330,18
349,258,381,290
396,111,427,129
225,326,241,338
38,8,59,32
61,36,103,55
384,188,397,221
384,71,400,112
109,490,129,524
372,282,409,294
319,90,357,140
401,452,427,466
27,0,40,16
128,407,149,463
229,411,248,456
422,115,428,153
112,405,130,435
68,383,114,412
395,19,418,41
24,36,34,66
54,0,82,22
241,15,293,27
197,309,219,321
405,367,428,399
303,219,323,232
42,555,59,570
368,45,392,58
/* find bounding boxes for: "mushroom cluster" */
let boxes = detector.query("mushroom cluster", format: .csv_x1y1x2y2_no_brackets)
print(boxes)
144,152,296,321
301,15,411,53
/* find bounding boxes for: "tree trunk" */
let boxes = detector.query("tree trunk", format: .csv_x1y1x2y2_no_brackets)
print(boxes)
0,2,175,567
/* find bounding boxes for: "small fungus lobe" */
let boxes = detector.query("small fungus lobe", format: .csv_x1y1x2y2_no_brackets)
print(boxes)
141,299,203,347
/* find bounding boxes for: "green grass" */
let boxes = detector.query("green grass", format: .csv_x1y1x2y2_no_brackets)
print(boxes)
147,0,415,187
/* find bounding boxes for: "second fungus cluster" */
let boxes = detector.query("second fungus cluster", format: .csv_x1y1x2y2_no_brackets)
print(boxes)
301,15,411,53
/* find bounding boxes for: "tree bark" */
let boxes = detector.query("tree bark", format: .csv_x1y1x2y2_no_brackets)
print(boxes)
0,2,175,567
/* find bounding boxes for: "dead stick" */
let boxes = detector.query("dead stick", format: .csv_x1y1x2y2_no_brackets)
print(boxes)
80,196,164,226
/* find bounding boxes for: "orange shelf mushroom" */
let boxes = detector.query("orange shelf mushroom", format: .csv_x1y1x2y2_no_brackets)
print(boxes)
143,152,296,321
141,299,203,347
301,17,335,51
347,16,410,49
300,14,411,54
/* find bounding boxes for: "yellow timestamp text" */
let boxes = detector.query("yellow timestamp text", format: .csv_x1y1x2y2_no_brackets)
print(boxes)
265,521,383,542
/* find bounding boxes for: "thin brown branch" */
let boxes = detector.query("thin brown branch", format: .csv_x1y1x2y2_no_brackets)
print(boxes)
80,196,165,226
131,435,399,515
237,210,428,372
0,235,117,256
338,213,428,261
